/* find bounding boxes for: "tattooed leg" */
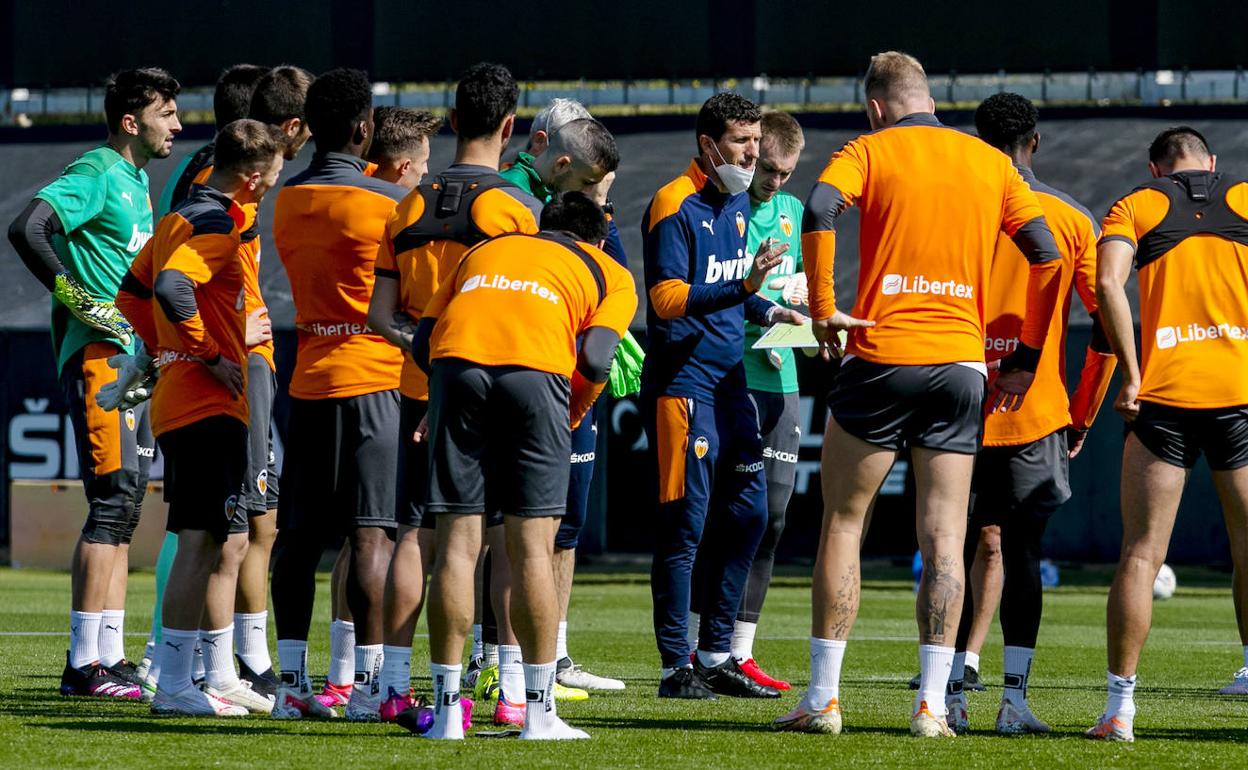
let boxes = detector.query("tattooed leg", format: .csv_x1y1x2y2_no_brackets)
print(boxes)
911,447,975,647
813,418,896,640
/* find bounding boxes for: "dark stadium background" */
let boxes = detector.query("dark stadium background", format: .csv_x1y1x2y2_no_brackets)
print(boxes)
2,0,1245,566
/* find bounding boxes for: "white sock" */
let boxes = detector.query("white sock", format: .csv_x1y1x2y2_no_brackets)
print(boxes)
916,644,955,717
149,653,163,687
99,609,126,667
277,639,309,691
731,621,758,662
428,663,464,739
484,642,499,667
522,661,558,731
192,638,206,683
201,625,239,689
142,637,156,666
661,665,689,680
328,619,355,687
1106,671,1137,721
687,612,700,652
965,650,981,674
1002,646,1035,706
354,644,384,698
806,637,846,709
947,651,967,696
158,627,197,693
556,621,569,662
696,649,730,668
69,611,102,669
381,645,412,697
471,625,484,660
234,612,272,674
500,645,524,703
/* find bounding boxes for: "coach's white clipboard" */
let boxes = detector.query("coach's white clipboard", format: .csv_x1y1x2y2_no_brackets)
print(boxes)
752,322,842,350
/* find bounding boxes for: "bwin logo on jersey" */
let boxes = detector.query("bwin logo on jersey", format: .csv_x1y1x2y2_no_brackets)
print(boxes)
705,250,750,283
126,224,152,253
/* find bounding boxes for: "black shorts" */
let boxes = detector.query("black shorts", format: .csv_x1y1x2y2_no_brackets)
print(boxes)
427,358,571,519
159,415,248,542
279,390,400,533
61,342,155,545
752,390,801,495
970,431,1071,526
829,357,985,454
241,354,279,515
396,396,432,529
1129,401,1248,471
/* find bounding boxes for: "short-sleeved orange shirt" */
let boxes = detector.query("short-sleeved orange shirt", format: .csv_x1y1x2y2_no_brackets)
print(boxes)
423,232,636,377
375,165,540,399
802,113,1050,365
1101,172,1248,408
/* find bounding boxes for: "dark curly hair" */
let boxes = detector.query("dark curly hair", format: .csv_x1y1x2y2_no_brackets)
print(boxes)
540,191,608,243
975,92,1039,152
104,67,181,134
695,92,762,152
305,68,373,152
454,62,518,141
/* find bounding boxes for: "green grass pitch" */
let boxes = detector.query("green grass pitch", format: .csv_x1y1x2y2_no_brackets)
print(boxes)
3,567,1248,768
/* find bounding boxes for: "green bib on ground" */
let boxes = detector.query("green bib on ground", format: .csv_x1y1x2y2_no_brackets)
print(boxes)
744,191,804,394
36,145,151,372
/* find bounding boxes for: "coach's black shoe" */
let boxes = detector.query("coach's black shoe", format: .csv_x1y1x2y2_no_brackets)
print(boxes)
694,658,781,699
964,666,986,692
658,667,717,700
237,654,280,699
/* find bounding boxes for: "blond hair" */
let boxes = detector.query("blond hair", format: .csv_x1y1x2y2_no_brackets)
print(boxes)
760,111,805,156
864,51,930,102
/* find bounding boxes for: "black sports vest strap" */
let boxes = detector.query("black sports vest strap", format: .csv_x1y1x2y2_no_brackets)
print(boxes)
391,173,519,254
1134,172,1248,269
446,231,607,308
536,231,606,307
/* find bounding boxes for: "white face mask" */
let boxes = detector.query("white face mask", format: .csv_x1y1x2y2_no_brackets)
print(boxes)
708,140,754,196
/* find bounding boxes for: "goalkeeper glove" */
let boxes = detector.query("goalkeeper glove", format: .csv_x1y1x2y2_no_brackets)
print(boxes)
608,330,645,398
95,345,157,411
53,272,133,346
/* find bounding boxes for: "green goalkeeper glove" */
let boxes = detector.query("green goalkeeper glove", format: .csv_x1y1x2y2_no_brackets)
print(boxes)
608,330,645,398
53,272,133,346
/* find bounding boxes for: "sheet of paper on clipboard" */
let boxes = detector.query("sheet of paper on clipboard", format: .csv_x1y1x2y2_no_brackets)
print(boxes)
751,323,847,350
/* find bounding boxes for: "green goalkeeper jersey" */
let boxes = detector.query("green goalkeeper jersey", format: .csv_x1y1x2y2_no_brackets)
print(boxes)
743,190,804,394
36,145,152,372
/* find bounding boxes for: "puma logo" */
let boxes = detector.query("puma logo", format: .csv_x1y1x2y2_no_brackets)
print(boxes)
700,220,715,236
122,191,133,206
201,638,218,648
164,641,183,652
252,626,264,632
104,625,120,632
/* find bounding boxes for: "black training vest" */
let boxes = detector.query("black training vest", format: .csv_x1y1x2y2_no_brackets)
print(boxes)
391,170,521,254
1134,171,1248,270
